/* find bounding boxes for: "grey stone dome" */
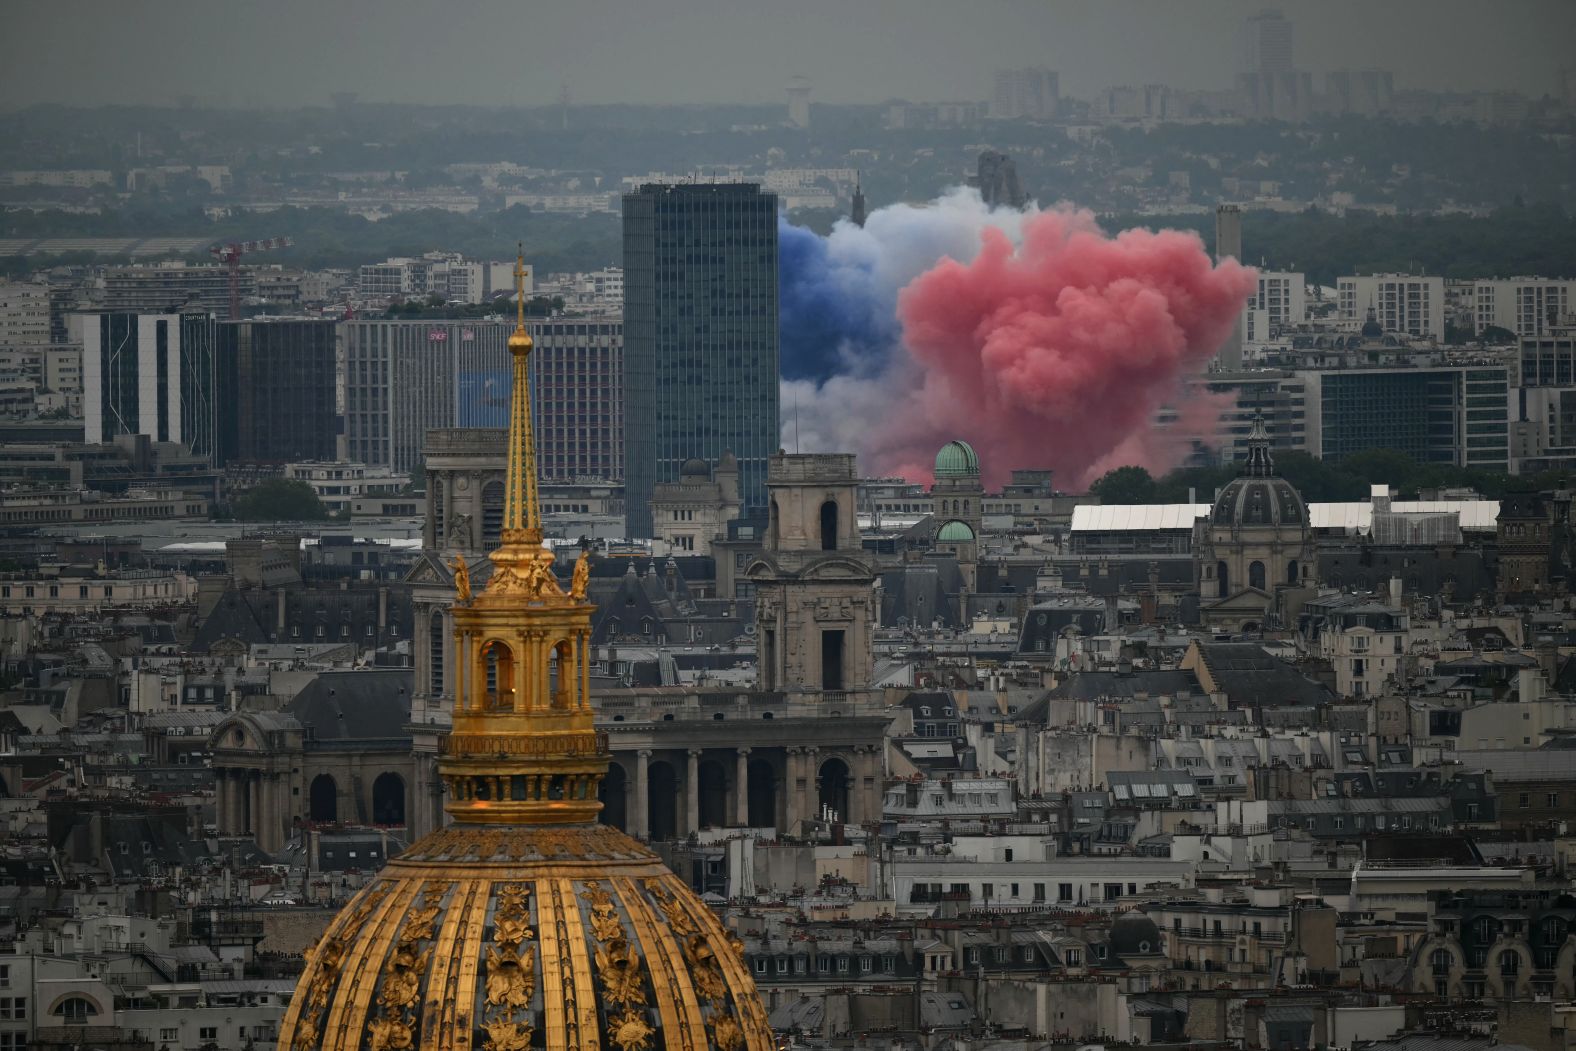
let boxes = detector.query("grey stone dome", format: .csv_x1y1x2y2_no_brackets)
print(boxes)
1109,912,1163,956
1211,415,1306,528
1212,476,1306,527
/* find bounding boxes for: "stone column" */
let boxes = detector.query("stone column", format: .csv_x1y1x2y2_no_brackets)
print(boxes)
634,750,651,839
215,770,229,834
804,747,820,826
734,748,751,826
228,770,242,834
686,749,701,836
247,772,259,835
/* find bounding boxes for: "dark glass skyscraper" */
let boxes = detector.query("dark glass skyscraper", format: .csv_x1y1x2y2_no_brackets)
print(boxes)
216,319,339,465
622,182,779,537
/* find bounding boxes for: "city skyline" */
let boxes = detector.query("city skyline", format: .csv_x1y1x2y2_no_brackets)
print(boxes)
4,0,1574,110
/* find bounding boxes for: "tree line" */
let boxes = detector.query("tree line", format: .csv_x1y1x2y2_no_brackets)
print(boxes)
1088,449,1571,505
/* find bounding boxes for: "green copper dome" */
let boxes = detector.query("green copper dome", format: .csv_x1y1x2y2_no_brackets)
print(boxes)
934,439,980,478
937,520,976,542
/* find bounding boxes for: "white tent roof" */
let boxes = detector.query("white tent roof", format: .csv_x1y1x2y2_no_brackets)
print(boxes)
1071,498,1500,534
1069,504,1211,532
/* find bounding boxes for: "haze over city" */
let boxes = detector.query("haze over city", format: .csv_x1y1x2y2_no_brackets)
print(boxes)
5,4,1576,1051
5,0,1575,108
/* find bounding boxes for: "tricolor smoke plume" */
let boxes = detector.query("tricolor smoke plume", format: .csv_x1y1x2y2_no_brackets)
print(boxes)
779,189,1254,488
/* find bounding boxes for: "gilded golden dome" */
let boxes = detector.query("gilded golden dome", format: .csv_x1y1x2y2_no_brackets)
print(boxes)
277,826,773,1051
276,250,773,1051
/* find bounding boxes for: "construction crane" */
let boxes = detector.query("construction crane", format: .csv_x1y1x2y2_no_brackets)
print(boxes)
208,236,293,320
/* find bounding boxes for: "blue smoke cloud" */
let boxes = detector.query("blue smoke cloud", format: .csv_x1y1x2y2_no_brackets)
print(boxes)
777,190,1039,385
777,218,899,383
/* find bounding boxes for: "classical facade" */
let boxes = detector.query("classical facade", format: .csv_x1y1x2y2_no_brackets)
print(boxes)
597,691,887,837
749,453,877,694
1197,417,1315,632
209,669,415,852
1409,892,1576,1000
650,452,741,555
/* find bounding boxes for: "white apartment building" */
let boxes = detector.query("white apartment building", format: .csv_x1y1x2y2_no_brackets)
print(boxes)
1338,274,1445,338
356,253,496,305
1251,271,1306,334
894,854,1193,911
0,282,51,346
1474,277,1576,337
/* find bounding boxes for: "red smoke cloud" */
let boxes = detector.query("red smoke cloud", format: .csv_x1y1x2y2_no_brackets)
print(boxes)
881,208,1255,489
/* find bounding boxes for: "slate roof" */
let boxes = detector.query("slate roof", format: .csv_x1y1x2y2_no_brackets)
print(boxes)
1195,642,1335,708
287,669,412,743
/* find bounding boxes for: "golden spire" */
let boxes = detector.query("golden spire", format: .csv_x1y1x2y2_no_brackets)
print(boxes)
503,246,539,540
439,243,601,826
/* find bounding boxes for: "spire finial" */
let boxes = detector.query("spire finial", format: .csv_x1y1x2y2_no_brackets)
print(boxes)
501,246,538,539
435,245,602,827
514,243,527,332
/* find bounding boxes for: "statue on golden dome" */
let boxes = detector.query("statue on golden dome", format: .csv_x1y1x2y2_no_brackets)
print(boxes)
571,547,592,599
447,552,471,603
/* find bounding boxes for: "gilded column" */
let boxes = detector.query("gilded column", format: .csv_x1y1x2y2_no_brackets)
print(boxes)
734,747,751,826
686,749,701,835
634,749,651,839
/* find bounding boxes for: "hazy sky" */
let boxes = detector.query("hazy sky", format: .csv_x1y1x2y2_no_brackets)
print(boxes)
5,0,1573,109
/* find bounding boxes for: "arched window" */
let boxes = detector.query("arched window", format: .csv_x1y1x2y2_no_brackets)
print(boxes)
372,772,405,826
1249,560,1266,591
309,774,338,823
54,997,99,1023
1217,561,1229,595
1287,560,1299,585
551,639,575,708
819,500,838,551
768,499,780,549
482,641,515,710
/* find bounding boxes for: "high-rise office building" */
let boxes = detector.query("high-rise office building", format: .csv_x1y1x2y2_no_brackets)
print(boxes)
1244,9,1294,75
73,311,220,457
1326,70,1395,116
341,319,512,472
990,68,1059,120
622,182,779,537
1214,205,1244,370
787,76,812,129
1298,365,1509,470
216,319,338,465
529,314,623,481
0,283,52,346
341,316,623,479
